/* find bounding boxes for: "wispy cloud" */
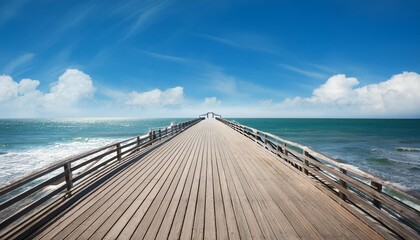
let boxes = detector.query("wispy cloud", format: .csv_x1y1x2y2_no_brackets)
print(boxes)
199,34,278,54
309,64,338,74
60,3,97,30
0,0,28,26
120,0,172,39
3,53,35,74
199,34,240,48
203,68,287,100
277,63,327,79
141,51,189,63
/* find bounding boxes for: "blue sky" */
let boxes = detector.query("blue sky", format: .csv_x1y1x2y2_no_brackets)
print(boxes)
1,0,420,118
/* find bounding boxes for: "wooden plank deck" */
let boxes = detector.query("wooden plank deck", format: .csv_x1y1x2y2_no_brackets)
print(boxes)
27,119,389,239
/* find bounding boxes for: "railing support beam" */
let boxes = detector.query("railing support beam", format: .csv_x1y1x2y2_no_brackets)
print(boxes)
64,163,73,192
116,143,122,161
371,181,382,208
303,150,310,175
339,168,347,200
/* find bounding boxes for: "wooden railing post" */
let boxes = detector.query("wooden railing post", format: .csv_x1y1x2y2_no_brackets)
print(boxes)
63,163,73,191
284,143,288,156
116,143,122,161
158,129,162,140
371,181,382,208
264,134,268,148
303,150,309,175
276,144,282,156
339,168,347,200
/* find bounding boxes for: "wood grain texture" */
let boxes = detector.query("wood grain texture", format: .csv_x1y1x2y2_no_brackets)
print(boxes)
8,120,398,239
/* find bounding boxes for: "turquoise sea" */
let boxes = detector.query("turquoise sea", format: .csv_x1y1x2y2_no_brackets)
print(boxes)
0,118,419,197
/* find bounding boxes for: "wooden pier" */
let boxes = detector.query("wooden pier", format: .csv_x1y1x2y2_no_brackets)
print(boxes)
0,116,419,239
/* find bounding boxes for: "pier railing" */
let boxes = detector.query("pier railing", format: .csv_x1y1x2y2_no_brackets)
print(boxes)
218,118,419,239
0,118,203,232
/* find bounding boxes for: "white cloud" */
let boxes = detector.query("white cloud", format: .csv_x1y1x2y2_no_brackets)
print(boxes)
44,69,95,108
0,75,19,101
0,69,96,117
203,97,221,106
309,74,359,104
18,78,40,94
280,72,420,117
127,86,184,107
0,75,41,102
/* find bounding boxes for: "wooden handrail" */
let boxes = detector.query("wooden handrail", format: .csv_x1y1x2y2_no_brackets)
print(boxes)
217,118,420,239
0,118,203,231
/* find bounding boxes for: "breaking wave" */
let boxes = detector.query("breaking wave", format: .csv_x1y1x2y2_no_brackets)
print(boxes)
0,138,121,185
395,147,420,152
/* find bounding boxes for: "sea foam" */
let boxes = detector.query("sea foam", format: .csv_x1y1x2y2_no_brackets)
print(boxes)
0,138,122,185
395,147,420,152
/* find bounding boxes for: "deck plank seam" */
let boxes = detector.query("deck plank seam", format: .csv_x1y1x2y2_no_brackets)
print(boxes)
119,124,201,239
220,122,388,240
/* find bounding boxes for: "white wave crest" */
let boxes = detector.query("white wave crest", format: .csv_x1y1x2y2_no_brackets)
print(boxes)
395,147,420,152
0,138,121,185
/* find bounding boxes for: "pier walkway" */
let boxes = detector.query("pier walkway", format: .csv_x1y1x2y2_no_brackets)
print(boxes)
20,120,387,239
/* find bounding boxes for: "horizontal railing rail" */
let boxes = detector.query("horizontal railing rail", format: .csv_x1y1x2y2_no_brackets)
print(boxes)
218,118,420,239
0,118,203,232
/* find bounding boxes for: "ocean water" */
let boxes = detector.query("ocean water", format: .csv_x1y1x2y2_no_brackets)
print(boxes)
0,118,188,185
0,118,419,196
229,118,420,195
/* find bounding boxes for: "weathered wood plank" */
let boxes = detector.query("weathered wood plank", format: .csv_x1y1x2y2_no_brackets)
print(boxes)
141,128,199,239
213,130,241,240
221,134,278,239
5,119,411,240
204,129,216,240
55,126,193,239
36,132,183,239
219,136,264,239
220,120,388,239
100,128,200,239
191,127,208,240
167,126,203,239
115,127,198,239
154,126,201,239
179,124,205,240
209,130,229,240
